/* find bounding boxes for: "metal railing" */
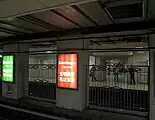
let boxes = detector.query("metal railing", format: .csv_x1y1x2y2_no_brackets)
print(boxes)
28,63,149,112
88,65,149,112
29,64,56,100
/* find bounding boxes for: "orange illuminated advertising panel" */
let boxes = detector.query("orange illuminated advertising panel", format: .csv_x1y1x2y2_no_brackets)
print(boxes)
57,53,78,89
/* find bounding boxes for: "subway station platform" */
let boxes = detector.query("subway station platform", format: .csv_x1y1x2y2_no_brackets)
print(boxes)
0,0,155,119
0,97,148,120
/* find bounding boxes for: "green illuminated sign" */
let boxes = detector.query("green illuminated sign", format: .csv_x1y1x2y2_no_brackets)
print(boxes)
2,55,14,82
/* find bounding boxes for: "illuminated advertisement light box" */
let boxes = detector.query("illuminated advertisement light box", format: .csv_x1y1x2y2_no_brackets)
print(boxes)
57,53,78,89
2,55,15,83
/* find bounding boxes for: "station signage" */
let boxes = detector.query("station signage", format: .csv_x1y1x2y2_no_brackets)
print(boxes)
2,55,15,83
57,53,78,89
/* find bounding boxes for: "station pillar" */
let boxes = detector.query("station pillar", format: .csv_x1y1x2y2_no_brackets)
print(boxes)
2,44,29,99
149,34,155,120
56,40,89,111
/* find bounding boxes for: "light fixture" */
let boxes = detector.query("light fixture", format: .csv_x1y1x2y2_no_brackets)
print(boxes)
45,51,54,53
136,46,143,48
128,52,133,55
137,51,145,53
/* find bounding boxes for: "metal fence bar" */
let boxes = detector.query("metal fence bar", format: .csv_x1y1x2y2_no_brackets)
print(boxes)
28,52,149,112
29,64,56,100
88,64,149,112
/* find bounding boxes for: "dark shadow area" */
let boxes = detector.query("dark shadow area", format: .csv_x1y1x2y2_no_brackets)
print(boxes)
0,98,148,120
29,82,56,100
0,106,57,120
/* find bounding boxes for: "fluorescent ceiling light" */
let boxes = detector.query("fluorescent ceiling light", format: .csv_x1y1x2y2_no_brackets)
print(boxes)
136,46,143,48
128,52,133,55
137,51,145,53
46,51,53,53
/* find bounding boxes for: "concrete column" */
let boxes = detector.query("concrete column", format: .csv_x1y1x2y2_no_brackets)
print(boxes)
101,59,107,81
94,57,107,81
95,56,101,65
2,44,29,99
149,34,155,120
95,57,101,81
56,40,89,111
89,55,95,66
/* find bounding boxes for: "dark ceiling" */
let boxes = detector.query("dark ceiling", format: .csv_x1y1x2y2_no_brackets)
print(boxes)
0,0,145,44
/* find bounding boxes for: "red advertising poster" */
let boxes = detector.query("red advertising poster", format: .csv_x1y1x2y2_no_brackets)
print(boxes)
57,53,78,89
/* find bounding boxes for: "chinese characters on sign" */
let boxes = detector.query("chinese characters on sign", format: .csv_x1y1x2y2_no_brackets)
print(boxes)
2,55,14,83
57,53,78,89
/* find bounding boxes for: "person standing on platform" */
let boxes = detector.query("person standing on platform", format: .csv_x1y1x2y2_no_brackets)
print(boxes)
128,65,136,85
113,63,120,83
90,65,97,81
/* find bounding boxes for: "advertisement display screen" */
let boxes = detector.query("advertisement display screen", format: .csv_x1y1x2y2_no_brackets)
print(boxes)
57,53,78,89
2,55,14,83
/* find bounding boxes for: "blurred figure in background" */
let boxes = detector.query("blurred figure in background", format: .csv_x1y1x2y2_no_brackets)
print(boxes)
113,62,120,83
90,65,97,81
128,65,136,85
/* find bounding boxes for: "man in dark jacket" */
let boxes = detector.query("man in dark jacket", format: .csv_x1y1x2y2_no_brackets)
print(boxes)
128,65,136,85
90,65,97,81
